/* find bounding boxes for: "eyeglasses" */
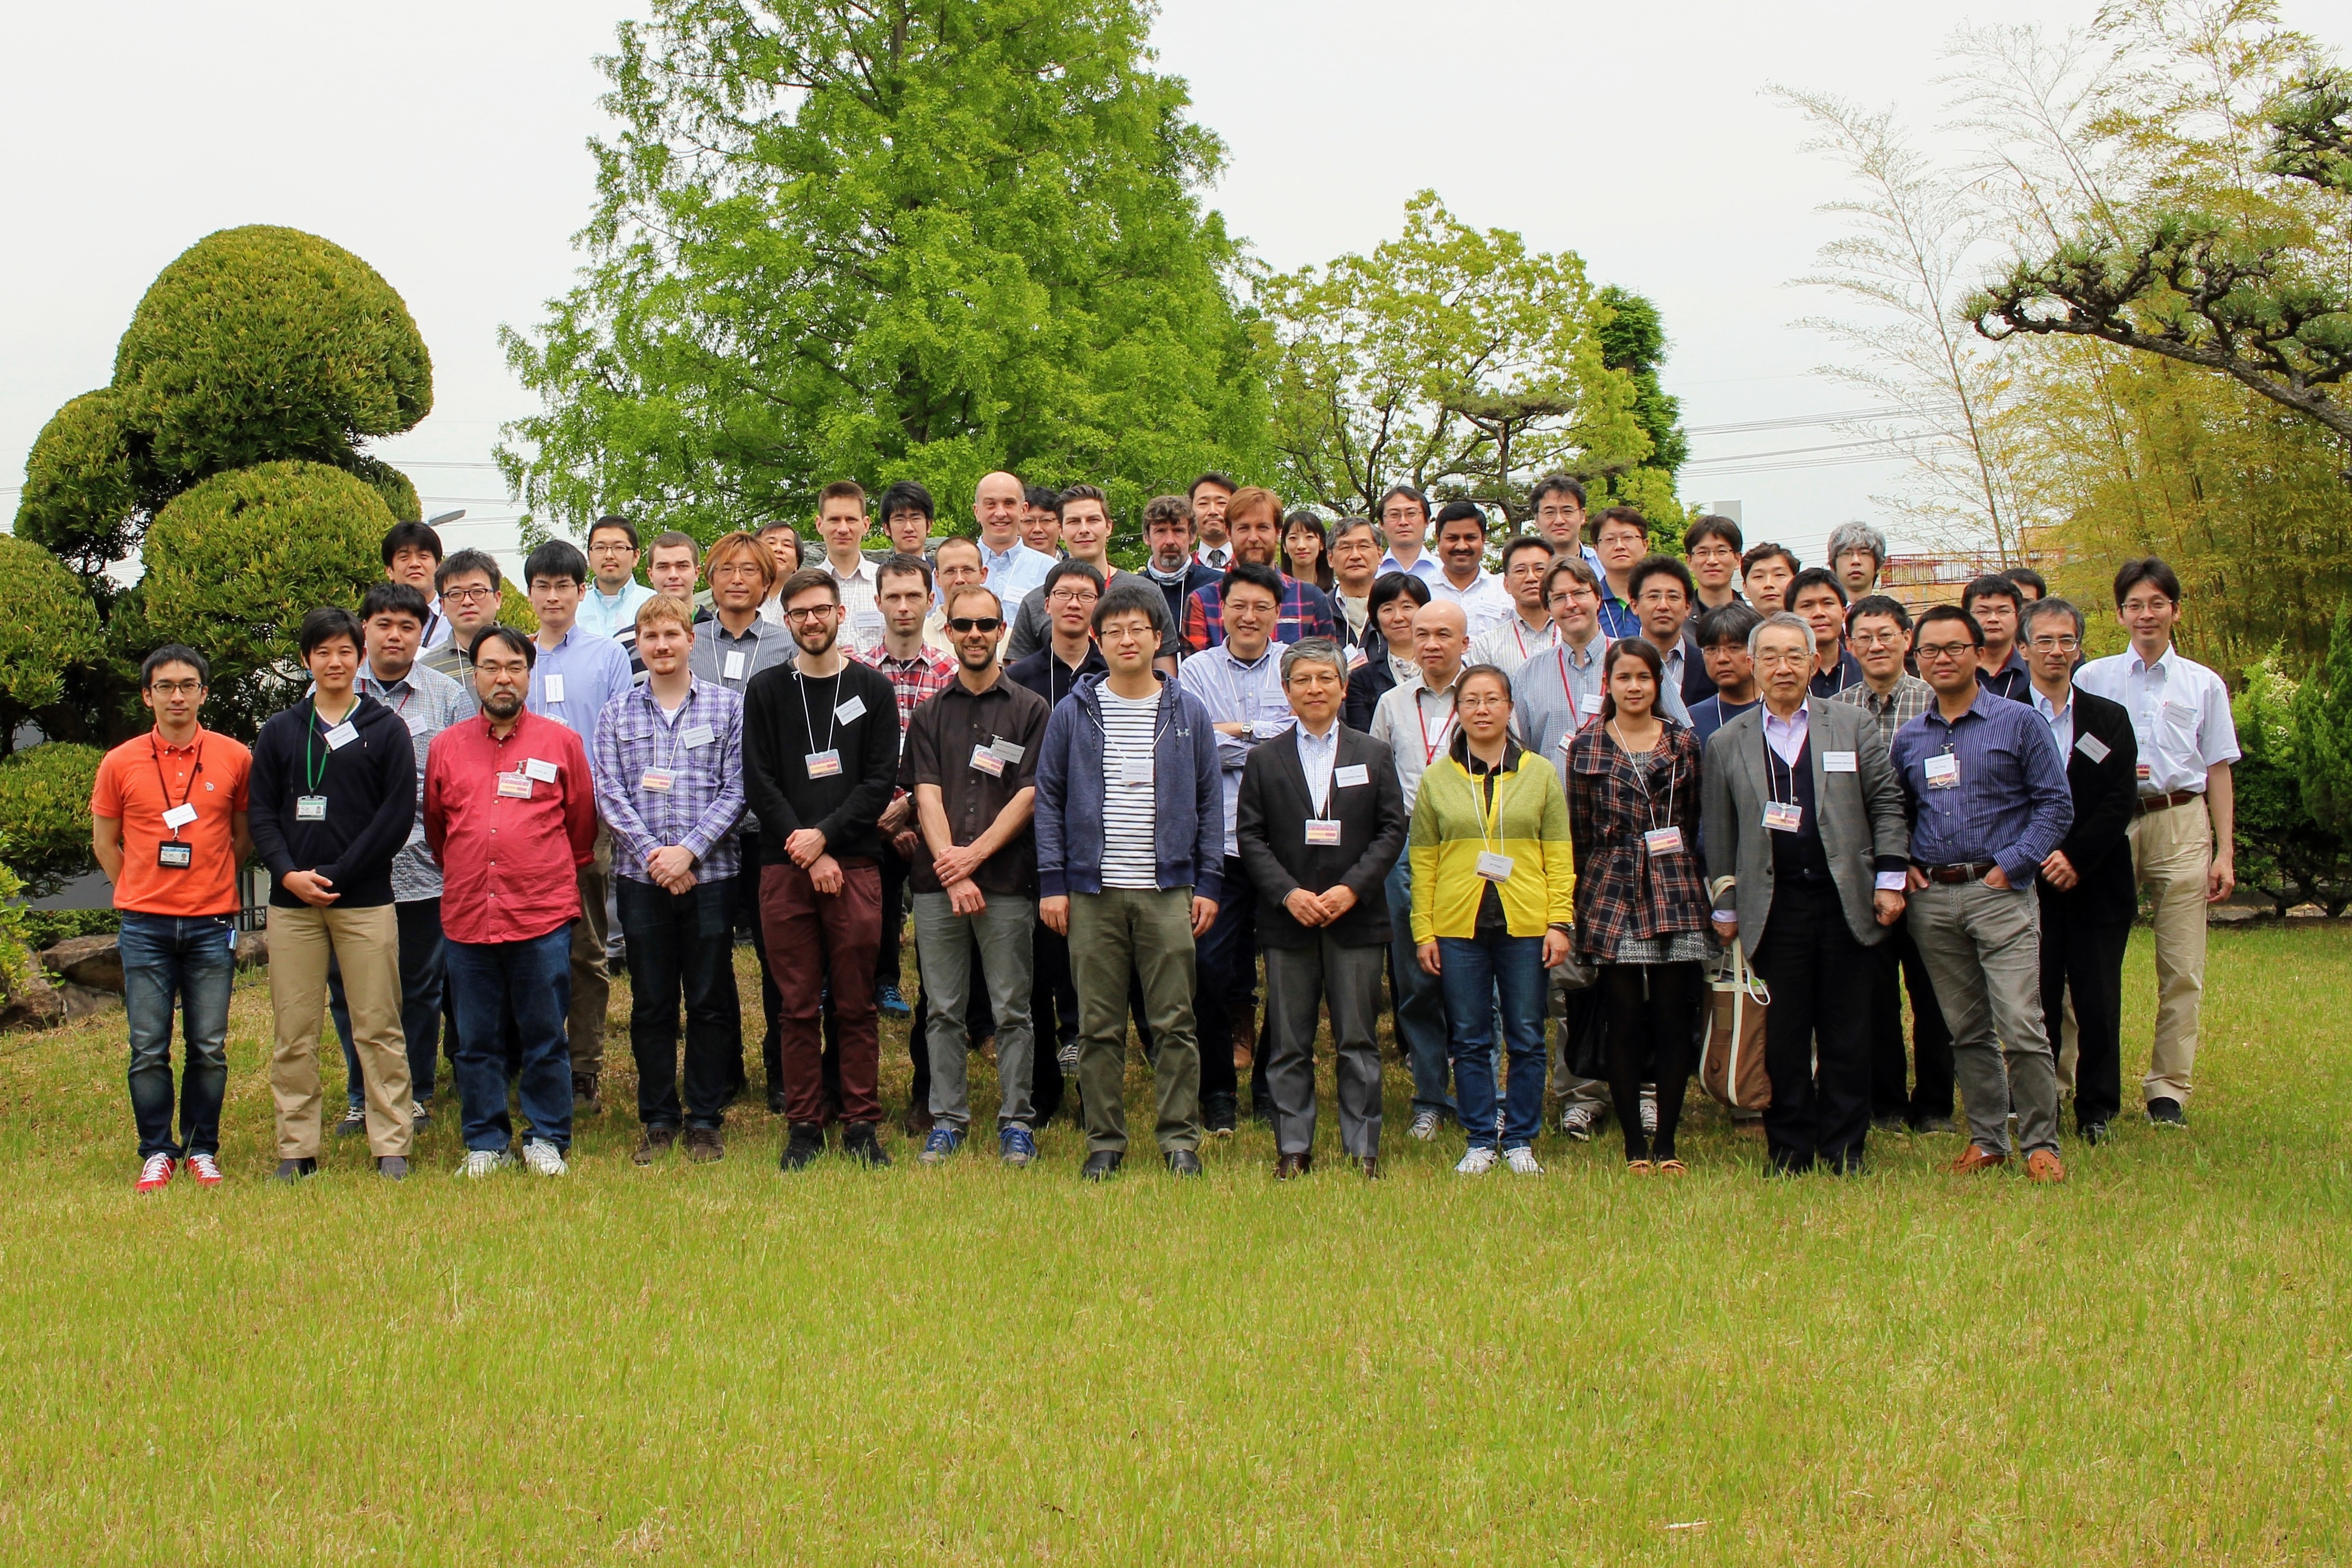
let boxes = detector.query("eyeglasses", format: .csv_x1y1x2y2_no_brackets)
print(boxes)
589,540,637,554
2120,597,2173,615
1046,590,1098,607
948,617,1004,633
442,585,497,603
147,680,204,696
1916,641,1975,661
1754,650,1811,667
783,605,839,623
2030,635,2081,652
1849,630,1906,649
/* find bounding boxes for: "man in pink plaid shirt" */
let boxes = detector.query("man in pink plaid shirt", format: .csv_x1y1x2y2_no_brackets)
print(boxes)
861,553,958,1036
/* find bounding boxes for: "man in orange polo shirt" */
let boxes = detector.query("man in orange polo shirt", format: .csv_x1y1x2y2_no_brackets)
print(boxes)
91,645,253,1192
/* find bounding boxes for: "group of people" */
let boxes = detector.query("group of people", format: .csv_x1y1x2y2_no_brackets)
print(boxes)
97,469,2240,1189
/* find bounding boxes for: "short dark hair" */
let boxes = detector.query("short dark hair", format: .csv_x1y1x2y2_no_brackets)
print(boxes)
1695,601,1763,650
1220,560,1286,604
1376,483,1428,520
523,541,589,587
1916,603,1985,647
1527,472,1585,513
1685,514,1744,555
818,480,868,511
1367,571,1432,620
875,552,932,595
359,581,430,625
1961,574,2022,613
879,480,935,524
436,547,502,594
1432,499,1488,534
1059,483,1108,515
1628,554,1695,604
1498,534,1555,574
1591,505,1650,541
1188,472,1238,501
470,623,536,668
2114,556,2181,607
649,530,700,560
142,644,209,689
1092,578,1166,635
297,605,364,658
1043,557,1105,597
1742,542,1801,578
1024,485,1063,515
2025,595,2086,640
1543,556,1601,600
380,520,443,567
587,515,639,549
1788,566,1849,607
2003,566,2048,599
1846,594,1913,634
1144,494,1194,533
777,566,840,605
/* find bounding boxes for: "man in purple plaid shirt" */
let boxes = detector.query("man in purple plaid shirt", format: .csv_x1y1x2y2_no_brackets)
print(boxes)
591,595,748,1166
1183,486,1338,653
860,553,958,1035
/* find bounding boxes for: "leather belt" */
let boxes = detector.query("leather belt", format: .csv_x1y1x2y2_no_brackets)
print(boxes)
2134,788,2201,817
1917,861,1999,885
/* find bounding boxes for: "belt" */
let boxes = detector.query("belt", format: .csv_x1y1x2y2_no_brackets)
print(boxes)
1916,861,1999,885
2134,788,2201,817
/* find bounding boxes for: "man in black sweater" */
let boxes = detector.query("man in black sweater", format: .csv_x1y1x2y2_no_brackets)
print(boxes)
248,607,419,1181
743,567,903,1171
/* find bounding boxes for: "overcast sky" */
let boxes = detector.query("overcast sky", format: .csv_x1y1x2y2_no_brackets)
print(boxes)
4,0,2343,571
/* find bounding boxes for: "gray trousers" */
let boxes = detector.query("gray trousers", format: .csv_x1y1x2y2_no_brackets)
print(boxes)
1907,879,2058,1157
1264,937,1386,1158
911,890,1037,1130
1067,886,1202,1156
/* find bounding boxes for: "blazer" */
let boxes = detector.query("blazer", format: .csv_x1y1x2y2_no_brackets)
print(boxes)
1700,698,1910,958
1235,725,1408,949
1343,632,1401,732
2039,687,2139,925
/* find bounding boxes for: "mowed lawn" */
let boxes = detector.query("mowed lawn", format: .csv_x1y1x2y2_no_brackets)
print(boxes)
1,924,2346,1565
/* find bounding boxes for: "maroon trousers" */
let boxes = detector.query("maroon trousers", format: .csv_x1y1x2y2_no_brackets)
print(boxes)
760,858,884,1126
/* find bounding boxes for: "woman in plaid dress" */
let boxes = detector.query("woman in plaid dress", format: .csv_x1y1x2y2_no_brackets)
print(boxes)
1566,639,1710,1173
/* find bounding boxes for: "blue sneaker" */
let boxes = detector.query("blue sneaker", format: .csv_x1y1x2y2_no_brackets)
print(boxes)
919,1124,965,1165
878,984,912,1019
999,1124,1038,1167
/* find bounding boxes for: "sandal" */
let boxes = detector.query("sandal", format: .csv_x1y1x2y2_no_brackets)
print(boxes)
1627,1159,1654,1175
1657,1159,1689,1176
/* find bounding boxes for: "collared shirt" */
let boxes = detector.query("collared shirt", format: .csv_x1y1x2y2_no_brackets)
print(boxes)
360,661,471,901
91,727,253,918
1762,701,1809,767
688,614,785,694
1809,646,1866,699
1834,674,1934,749
591,678,746,885
424,710,598,945
2031,684,2075,760
1511,635,1610,790
1295,720,1341,814
1179,639,1294,857
1470,612,1560,678
576,580,656,641
1890,688,2073,883
1182,575,1338,653
1367,673,1459,813
1376,551,1442,585
1651,639,1694,725
859,641,957,733
1009,643,1108,711
421,631,485,715
903,670,1051,896
1429,569,1514,640
982,541,1055,604
826,556,888,658
1688,692,1759,749
1977,647,2032,703
2075,644,2241,796
1196,541,1236,572
1595,580,1642,639
527,622,635,784
418,598,453,653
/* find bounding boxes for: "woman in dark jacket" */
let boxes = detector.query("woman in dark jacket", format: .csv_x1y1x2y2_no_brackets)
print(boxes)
1343,572,1432,731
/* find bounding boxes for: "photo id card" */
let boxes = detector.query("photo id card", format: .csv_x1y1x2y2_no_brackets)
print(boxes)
495,772,533,800
969,744,1006,778
296,795,329,821
1923,753,1960,789
1305,819,1342,846
1762,800,1803,833
1643,825,1685,856
805,748,843,779
157,841,193,870
640,768,675,793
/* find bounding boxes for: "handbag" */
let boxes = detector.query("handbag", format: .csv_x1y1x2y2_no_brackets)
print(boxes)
1700,941,1772,1111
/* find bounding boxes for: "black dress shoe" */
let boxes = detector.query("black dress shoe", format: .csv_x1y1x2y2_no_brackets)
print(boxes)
842,1121,892,1168
1080,1149,1123,1181
1358,1155,1381,1179
1201,1092,1238,1137
779,1123,825,1172
2080,1119,2109,1145
1165,1149,1203,1177
273,1157,317,1183
2146,1097,2186,1126
1275,1151,1310,1180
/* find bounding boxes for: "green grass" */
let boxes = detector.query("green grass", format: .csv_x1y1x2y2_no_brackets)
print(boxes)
2,925,2347,1564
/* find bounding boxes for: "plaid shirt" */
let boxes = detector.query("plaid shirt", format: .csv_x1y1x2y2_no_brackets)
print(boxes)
1564,721,1709,960
1182,575,1338,654
859,642,957,730
1834,674,1933,749
589,678,748,884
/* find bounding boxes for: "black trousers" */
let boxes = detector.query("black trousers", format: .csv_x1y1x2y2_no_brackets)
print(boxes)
725,830,785,1100
617,877,741,1129
1868,920,1954,1125
1754,883,1873,1172
1194,858,1258,1106
2040,906,2130,1130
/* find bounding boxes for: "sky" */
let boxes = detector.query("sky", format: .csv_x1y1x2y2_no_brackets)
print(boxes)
3,0,2344,574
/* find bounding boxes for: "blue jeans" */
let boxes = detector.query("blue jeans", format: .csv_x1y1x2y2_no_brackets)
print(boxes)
119,913,237,1159
1437,933,1548,1151
1385,858,1454,1119
447,925,574,1153
616,876,741,1130
331,896,447,1111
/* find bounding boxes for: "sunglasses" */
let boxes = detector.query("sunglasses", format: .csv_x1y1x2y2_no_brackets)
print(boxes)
948,617,1004,633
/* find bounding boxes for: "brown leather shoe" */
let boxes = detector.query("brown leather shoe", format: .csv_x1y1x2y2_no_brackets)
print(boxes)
631,1125,677,1166
1275,1151,1311,1180
2025,1148,2067,1184
683,1126,725,1164
1358,1155,1381,1179
1949,1145,2008,1174
898,1103,936,1139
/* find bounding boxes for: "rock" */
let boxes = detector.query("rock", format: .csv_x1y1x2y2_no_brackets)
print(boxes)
0,973,65,1031
57,981,120,1020
235,928,268,970
2208,903,2262,924
39,933,124,993
2287,902,2327,920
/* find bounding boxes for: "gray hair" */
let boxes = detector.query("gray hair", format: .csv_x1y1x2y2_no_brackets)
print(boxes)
2023,595,2085,641
1749,609,1817,660
1824,522,1887,569
1280,636,1350,687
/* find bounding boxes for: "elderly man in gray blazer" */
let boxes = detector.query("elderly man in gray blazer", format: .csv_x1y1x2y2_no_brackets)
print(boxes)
1702,612,1911,1173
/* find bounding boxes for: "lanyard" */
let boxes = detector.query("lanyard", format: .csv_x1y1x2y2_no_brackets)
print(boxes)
1414,687,1456,764
151,735,204,837
1609,721,1674,833
795,665,840,757
653,684,696,774
364,674,414,716
1764,712,1803,809
1468,752,1506,857
303,700,352,793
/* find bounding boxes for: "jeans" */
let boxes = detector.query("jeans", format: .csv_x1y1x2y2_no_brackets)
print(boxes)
119,912,237,1160
1192,856,1255,1106
1384,857,1454,1120
448,924,575,1153
1436,933,1547,1151
332,896,447,1111
617,876,741,1130
911,890,1037,1130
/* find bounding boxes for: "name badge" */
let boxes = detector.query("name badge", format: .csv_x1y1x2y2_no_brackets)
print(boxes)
1334,764,1369,788
806,748,843,779
679,724,715,751
1305,819,1342,846
1119,754,1154,787
524,757,559,783
545,674,566,704
496,772,533,800
324,721,358,750
2135,760,2152,782
1474,850,1516,882
723,651,747,682
990,738,1026,764
970,744,1006,778
1822,750,1857,773
296,795,329,821
1762,800,1803,833
157,841,193,870
2077,733,2111,763
1923,753,1960,790
854,613,884,637
1578,692,1603,716
1643,825,1685,855
834,695,867,724
1347,646,1367,671
161,803,199,830
641,768,675,793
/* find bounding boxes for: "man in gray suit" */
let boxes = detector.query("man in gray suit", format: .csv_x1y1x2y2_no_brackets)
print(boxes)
1702,612,1911,1173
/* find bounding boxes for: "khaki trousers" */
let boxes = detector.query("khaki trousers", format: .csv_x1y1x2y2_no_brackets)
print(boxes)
2130,796,2211,1105
568,826,613,1077
268,903,411,1159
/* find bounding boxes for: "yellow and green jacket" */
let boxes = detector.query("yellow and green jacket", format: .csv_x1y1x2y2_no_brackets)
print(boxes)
1408,733,1576,943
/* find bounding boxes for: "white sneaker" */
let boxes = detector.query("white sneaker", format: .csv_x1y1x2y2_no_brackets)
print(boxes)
458,1148,515,1179
522,1139,568,1177
1455,1146,1498,1176
1409,1109,1442,1142
1505,1147,1544,1176
1559,1105,1597,1142
1639,1087,1658,1137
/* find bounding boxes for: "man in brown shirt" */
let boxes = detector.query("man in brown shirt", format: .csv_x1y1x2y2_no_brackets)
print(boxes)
903,583,1053,1165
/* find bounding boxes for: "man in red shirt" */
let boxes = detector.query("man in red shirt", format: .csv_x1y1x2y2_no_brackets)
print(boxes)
424,625,599,1178
92,646,252,1192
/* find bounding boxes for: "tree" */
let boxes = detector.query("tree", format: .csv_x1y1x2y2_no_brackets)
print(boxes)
2292,601,2352,841
1258,191,1650,523
498,0,1264,543
0,744,104,899
1591,286,1690,550
2233,654,2352,915
0,539,105,755
13,390,142,591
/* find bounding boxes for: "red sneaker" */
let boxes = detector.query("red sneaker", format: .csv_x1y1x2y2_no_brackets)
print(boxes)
135,1152,176,1193
185,1152,224,1187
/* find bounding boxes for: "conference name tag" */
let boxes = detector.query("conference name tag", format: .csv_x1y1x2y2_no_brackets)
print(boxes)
806,748,843,779
323,721,359,750
1643,825,1685,856
296,795,328,821
545,674,566,705
990,738,1025,764
1822,750,1857,774
2077,732,2111,763
969,744,1006,778
1474,850,1516,882
524,758,560,783
640,768,674,794
496,772,533,800
854,613,884,638
1334,764,1369,788
1578,692,1604,716
1923,753,1960,790
161,803,199,830
1347,646,1367,671
1119,754,1153,787
723,651,747,682
1762,800,1803,833
835,695,867,724
156,841,193,870
2135,760,2152,782
1305,819,1342,847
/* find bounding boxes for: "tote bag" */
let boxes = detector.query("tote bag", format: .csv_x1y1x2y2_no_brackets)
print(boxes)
1700,942,1772,1111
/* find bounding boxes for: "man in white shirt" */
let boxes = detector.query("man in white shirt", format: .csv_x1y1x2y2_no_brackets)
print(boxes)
817,480,887,658
1375,484,1441,584
2073,557,2240,1127
577,516,656,640
1470,535,1559,675
1191,472,1238,571
975,470,1053,604
1328,517,1383,649
1427,500,1511,638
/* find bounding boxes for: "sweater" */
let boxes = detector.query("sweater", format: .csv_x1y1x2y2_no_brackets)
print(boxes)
741,659,901,863
1407,734,1576,943
247,693,417,909
1033,672,1224,902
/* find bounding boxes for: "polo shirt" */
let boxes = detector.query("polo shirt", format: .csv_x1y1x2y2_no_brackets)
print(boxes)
91,730,252,918
902,672,1051,896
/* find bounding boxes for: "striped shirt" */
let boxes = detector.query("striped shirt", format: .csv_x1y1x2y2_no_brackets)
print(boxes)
1178,639,1292,858
589,678,748,884
826,557,888,660
1470,612,1561,677
1098,688,1161,888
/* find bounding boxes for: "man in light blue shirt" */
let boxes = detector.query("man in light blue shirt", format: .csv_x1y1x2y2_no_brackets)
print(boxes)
1375,483,1442,584
973,469,1054,604
575,516,658,641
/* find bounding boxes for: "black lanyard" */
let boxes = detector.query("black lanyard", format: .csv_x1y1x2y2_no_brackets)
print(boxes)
152,735,204,838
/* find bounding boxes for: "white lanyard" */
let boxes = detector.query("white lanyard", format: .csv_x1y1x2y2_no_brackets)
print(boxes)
1609,721,1674,833
795,668,840,756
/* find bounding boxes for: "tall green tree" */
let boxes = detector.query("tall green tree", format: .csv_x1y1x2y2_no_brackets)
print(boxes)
499,0,1265,542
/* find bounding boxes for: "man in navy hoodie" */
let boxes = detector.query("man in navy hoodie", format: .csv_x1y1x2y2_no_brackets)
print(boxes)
1034,580,1223,1180
247,607,419,1181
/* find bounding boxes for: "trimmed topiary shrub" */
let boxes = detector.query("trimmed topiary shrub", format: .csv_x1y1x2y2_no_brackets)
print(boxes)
0,538,105,755
12,389,143,583
0,743,104,899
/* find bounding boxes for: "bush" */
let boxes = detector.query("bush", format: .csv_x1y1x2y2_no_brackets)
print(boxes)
2233,656,2352,916
0,538,106,755
346,453,421,524
0,743,103,900
21,908,118,951
12,389,143,581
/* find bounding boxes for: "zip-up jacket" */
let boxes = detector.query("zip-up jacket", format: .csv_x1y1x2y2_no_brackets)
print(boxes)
1034,671,1224,902
248,692,416,909
1408,732,1576,943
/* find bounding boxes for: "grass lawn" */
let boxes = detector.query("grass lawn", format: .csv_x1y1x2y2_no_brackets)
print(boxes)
1,922,2346,1564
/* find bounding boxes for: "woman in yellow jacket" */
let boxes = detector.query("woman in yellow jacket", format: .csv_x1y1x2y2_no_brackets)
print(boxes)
1410,664,1576,1175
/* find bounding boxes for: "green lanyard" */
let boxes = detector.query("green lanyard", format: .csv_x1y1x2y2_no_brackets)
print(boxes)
303,701,343,792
